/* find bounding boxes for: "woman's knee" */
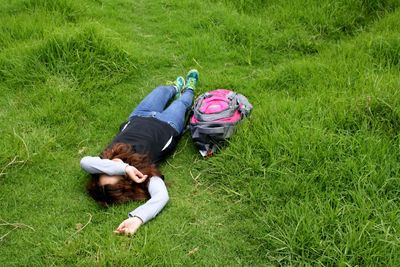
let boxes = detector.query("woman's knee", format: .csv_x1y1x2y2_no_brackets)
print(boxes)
154,85,174,93
179,94,194,108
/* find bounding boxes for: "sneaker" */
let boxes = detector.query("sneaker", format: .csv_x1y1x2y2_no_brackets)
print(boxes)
174,76,185,97
184,69,199,91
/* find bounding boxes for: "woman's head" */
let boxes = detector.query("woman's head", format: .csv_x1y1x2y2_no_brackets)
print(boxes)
86,143,161,206
87,174,149,207
99,174,122,186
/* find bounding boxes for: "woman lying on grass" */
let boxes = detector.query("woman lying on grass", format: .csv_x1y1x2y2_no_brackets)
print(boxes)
80,70,199,235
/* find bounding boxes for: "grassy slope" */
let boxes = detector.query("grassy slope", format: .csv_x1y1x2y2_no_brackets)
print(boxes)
1,0,400,265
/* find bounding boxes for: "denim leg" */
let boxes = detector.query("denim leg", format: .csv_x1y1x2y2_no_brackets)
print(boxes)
128,86,176,119
155,90,194,133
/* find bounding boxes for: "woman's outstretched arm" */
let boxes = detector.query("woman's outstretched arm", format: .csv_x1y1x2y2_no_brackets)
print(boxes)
115,176,169,235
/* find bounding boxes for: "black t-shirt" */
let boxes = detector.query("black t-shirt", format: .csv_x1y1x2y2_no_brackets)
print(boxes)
107,117,180,164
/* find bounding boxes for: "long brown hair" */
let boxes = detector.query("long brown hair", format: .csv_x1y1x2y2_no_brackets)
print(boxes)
87,143,161,207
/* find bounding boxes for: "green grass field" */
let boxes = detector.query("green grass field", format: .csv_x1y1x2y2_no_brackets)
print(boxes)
1,0,400,265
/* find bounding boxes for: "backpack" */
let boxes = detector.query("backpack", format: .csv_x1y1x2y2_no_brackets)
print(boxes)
189,89,253,157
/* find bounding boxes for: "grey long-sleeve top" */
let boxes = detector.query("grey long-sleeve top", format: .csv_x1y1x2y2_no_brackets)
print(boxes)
80,156,169,224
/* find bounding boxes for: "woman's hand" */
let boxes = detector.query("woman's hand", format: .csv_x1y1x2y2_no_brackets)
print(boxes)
111,158,148,183
114,217,143,235
125,165,148,183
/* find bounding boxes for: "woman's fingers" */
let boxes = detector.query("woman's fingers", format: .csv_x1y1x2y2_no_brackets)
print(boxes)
115,222,126,234
114,217,142,235
116,223,125,231
125,166,148,183
114,223,132,235
131,167,148,183
134,169,146,178
135,174,148,183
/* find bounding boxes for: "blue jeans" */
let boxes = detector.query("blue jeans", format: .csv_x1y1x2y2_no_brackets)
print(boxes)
129,86,194,133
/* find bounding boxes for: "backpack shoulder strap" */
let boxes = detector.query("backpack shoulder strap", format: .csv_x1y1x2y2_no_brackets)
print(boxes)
236,94,253,117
